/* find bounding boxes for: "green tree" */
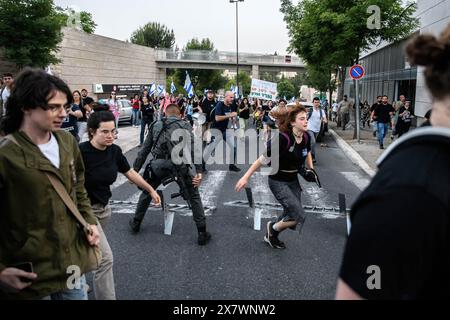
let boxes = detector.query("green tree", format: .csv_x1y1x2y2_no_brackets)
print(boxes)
130,22,175,49
225,71,251,96
172,38,226,96
277,77,297,100
281,0,418,135
0,0,65,68
55,6,97,34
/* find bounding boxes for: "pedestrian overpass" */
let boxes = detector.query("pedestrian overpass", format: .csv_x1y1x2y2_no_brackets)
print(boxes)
155,49,305,78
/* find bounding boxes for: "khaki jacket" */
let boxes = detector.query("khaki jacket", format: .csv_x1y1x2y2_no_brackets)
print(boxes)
0,130,97,299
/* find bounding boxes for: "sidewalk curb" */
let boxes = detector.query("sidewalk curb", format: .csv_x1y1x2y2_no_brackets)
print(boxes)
328,129,376,178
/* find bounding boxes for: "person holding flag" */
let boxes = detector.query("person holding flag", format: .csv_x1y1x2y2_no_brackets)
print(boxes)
184,71,195,98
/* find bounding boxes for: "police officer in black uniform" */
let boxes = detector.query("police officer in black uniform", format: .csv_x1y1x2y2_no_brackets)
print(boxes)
129,103,211,245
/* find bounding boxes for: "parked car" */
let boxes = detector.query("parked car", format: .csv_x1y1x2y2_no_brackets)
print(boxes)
98,98,133,124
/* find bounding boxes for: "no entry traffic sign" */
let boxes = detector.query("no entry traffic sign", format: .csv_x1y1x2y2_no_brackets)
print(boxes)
350,64,365,80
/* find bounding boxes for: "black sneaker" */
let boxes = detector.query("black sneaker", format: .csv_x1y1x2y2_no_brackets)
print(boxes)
129,218,141,234
229,164,241,172
373,131,377,137
264,221,276,248
198,231,211,245
380,145,384,150
272,238,286,249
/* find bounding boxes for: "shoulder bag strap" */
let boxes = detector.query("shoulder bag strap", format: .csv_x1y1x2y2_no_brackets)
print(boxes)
5,134,93,234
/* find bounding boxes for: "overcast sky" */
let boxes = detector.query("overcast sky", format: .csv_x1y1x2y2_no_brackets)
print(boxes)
54,0,293,55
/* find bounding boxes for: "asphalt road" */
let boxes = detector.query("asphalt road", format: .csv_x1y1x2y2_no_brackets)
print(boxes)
90,125,370,300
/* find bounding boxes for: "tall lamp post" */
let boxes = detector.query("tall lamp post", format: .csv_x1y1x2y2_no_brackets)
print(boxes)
230,0,244,98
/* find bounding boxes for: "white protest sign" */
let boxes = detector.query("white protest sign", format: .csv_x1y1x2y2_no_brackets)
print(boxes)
249,79,278,101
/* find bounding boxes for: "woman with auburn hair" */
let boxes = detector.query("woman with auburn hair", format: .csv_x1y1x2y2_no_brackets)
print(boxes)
235,105,318,249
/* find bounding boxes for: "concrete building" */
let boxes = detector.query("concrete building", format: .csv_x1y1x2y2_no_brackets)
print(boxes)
414,0,450,118
343,0,450,122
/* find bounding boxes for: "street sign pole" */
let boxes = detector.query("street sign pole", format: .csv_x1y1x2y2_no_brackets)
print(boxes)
356,79,360,143
349,64,364,143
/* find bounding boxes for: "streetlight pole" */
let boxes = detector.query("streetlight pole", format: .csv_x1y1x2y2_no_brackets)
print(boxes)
230,0,244,98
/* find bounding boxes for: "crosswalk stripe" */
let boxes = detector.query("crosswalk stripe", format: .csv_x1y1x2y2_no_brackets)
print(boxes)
341,172,370,191
110,169,344,220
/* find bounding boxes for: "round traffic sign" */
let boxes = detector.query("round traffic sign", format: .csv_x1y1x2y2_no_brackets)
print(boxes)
350,64,365,80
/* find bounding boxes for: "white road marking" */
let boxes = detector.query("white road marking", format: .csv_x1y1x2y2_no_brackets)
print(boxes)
341,172,370,191
199,170,227,208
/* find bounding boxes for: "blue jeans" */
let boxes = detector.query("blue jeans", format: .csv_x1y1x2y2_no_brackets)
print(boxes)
42,275,88,300
377,122,389,146
132,109,140,126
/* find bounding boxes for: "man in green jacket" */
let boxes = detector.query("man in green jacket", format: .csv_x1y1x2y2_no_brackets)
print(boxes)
0,69,100,300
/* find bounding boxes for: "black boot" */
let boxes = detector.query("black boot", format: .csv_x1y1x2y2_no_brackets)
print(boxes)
198,231,212,245
129,218,141,234
229,164,241,172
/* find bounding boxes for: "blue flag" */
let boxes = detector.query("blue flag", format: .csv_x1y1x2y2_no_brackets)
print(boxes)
149,83,156,96
157,85,165,96
170,81,176,94
183,71,194,98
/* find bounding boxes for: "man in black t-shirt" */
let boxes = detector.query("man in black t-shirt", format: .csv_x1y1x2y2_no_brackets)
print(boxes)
200,90,217,172
370,96,383,137
214,91,240,172
372,95,394,149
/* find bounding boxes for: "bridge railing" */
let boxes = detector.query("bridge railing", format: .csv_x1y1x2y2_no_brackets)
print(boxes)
155,49,304,66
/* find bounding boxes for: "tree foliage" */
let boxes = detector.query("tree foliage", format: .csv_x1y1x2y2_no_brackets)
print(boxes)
281,0,418,67
55,6,97,34
225,71,252,96
0,0,65,68
171,38,227,96
130,22,175,49
277,77,297,100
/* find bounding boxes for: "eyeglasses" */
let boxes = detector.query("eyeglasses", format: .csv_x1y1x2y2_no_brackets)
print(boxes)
111,93,116,95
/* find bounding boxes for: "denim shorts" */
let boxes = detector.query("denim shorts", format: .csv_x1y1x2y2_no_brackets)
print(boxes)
268,177,306,230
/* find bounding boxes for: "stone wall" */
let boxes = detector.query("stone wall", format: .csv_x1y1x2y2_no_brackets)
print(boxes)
0,27,166,99
54,28,166,99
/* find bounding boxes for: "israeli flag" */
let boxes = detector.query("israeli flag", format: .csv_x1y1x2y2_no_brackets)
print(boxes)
290,96,296,103
157,85,165,96
170,81,176,94
183,71,194,98
149,83,156,96
230,85,235,94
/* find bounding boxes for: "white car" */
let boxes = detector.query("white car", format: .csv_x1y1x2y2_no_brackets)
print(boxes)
99,99,133,124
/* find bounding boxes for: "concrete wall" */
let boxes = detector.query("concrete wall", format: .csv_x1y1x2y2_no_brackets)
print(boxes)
414,0,450,118
53,28,166,99
0,28,166,99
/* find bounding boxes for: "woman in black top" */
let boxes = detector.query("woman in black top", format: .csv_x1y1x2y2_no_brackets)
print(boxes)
238,97,250,138
235,105,314,249
139,95,155,146
73,90,89,142
79,110,160,300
